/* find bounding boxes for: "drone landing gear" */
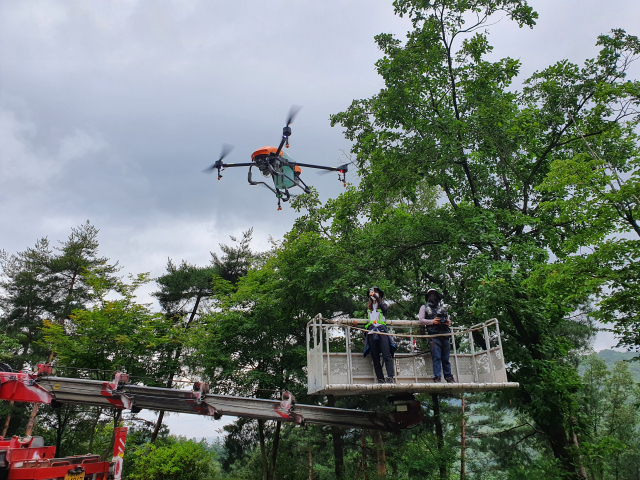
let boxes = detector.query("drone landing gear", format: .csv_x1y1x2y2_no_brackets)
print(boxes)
248,166,278,193
248,167,292,211
276,189,292,211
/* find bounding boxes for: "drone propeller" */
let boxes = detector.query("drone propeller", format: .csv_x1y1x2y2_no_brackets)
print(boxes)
286,105,302,127
218,143,234,162
276,106,302,157
203,144,234,175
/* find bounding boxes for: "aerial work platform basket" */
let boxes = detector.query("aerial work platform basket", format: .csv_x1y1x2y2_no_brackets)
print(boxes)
306,317,519,395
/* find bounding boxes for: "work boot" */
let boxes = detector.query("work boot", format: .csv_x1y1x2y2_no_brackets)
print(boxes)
385,377,394,384
377,378,385,384
433,376,442,383
445,376,456,383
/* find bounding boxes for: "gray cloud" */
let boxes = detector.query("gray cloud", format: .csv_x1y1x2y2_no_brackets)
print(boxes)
1,1,413,263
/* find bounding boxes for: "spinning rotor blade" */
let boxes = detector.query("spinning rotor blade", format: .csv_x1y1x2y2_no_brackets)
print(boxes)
218,143,234,161
203,144,235,174
286,105,302,127
276,106,301,157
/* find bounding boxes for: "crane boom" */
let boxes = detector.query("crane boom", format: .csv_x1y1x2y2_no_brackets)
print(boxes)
0,366,421,432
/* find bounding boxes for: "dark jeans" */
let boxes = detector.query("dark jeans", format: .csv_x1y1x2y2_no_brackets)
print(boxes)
369,337,394,380
430,336,452,379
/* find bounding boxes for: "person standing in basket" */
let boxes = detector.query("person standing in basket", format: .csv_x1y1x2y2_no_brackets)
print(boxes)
363,286,396,384
419,289,455,383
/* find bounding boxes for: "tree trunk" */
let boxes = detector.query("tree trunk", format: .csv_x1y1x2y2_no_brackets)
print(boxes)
432,393,446,480
151,372,177,443
545,422,582,478
55,408,63,457
373,430,386,479
257,419,282,480
258,420,269,480
150,299,201,443
571,432,588,479
24,403,39,436
150,410,165,443
360,431,368,480
308,446,313,480
461,396,466,480
104,409,122,461
327,396,345,479
1,402,13,437
88,407,103,453
269,421,281,480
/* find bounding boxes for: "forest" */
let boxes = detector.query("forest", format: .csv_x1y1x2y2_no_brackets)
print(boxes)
1,0,640,479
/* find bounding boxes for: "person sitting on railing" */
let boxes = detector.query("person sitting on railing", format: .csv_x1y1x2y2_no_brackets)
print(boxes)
419,289,455,383
363,286,396,384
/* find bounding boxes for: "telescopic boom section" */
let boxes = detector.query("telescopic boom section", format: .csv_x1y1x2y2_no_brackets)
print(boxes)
0,367,417,432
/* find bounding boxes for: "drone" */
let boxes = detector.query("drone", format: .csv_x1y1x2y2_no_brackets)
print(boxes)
203,107,349,210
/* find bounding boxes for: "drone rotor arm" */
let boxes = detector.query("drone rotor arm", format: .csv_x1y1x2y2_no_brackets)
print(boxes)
292,162,349,173
274,138,287,158
218,163,254,168
296,175,312,195
203,162,254,179
292,162,348,186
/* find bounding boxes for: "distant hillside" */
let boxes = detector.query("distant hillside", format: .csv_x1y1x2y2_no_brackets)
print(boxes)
596,349,640,381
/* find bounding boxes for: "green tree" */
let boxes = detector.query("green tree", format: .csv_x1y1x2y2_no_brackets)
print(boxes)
0,237,55,369
195,260,302,480
1,223,119,436
461,392,564,480
534,31,640,349
128,436,218,480
313,0,640,476
148,230,261,442
579,356,640,480
211,228,261,285
150,259,219,442
41,273,163,377
40,273,166,454
48,221,120,324
194,224,366,480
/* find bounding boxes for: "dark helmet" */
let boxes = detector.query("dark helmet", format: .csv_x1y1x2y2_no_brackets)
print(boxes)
369,286,384,298
425,288,441,303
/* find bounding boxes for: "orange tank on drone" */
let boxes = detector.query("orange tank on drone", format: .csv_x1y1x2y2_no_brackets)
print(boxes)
251,146,283,159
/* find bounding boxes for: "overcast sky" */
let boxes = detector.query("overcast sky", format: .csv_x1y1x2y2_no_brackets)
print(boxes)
1,0,638,438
